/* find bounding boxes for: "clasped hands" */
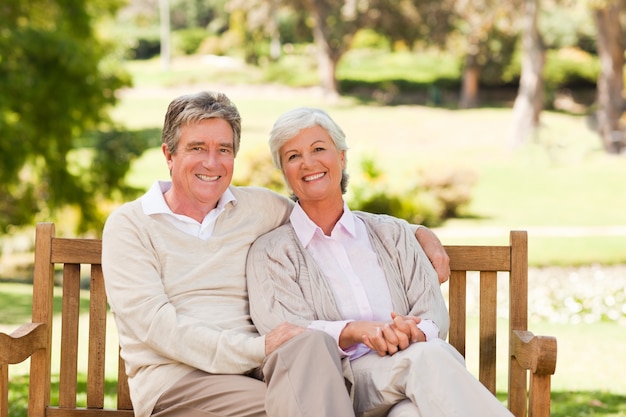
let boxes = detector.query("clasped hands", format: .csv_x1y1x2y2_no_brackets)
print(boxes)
342,312,425,357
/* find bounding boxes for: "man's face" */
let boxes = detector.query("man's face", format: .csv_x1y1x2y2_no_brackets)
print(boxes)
163,118,235,217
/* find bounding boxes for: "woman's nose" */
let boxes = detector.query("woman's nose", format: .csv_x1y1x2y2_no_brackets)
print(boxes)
302,152,315,166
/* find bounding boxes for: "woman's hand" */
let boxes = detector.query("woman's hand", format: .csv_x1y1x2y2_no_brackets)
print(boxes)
345,314,425,357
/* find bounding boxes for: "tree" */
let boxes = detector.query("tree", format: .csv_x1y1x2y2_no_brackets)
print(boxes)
0,0,132,234
591,0,625,154
509,0,545,148
452,0,520,108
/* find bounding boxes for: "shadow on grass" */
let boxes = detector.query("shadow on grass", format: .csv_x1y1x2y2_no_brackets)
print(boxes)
551,391,626,417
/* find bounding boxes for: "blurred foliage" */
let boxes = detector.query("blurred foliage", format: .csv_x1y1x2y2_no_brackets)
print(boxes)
232,150,287,195
0,0,135,234
173,27,210,55
348,158,476,227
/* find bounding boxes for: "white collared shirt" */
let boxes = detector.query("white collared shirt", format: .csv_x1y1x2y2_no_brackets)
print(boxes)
291,202,439,359
141,180,235,240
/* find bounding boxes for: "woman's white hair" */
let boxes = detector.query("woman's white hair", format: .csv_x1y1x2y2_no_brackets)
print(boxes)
268,107,348,170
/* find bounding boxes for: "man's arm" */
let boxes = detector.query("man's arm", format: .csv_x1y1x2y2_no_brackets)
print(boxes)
415,227,450,284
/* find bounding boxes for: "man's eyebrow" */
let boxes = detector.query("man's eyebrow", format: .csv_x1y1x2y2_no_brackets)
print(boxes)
184,140,233,149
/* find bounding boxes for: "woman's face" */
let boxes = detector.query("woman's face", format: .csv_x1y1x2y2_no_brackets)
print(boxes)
279,125,345,205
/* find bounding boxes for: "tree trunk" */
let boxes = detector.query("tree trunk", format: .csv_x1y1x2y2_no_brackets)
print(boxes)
311,21,340,99
303,0,347,99
460,52,480,108
509,0,544,149
593,2,625,154
159,0,171,71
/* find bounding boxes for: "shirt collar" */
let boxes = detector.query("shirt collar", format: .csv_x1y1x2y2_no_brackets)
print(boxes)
141,180,236,217
290,201,356,247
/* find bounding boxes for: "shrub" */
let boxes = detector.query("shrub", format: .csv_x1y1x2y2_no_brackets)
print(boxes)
173,28,210,55
348,158,476,227
543,47,599,88
232,150,287,195
351,29,391,51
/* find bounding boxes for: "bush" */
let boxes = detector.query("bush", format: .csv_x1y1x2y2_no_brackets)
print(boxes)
232,150,287,195
351,29,391,51
173,28,210,55
543,47,599,88
348,158,476,227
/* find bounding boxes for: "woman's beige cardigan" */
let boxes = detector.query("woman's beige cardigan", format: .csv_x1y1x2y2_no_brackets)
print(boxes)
246,211,450,341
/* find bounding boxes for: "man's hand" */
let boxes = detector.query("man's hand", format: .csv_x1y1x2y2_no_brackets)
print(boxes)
416,227,450,284
265,322,306,355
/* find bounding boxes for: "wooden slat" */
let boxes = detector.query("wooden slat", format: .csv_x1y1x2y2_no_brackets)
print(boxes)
87,265,107,409
445,245,511,271
59,264,81,408
29,222,55,417
448,270,467,357
47,408,135,417
0,364,7,417
508,231,529,417
479,271,497,394
51,238,102,264
117,353,132,410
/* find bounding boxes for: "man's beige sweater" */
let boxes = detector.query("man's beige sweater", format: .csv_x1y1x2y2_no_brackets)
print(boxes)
102,186,291,417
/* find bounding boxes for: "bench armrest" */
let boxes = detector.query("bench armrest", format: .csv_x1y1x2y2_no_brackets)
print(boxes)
511,329,557,375
0,323,47,365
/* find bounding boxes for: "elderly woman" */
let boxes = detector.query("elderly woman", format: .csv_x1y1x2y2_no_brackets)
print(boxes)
246,107,513,417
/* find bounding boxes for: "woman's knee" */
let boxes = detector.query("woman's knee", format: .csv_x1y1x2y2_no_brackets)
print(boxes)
417,339,466,366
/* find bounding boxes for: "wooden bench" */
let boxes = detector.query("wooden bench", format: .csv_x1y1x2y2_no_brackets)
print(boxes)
0,222,557,417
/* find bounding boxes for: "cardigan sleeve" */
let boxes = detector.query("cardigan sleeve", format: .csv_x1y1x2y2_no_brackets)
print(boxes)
359,212,450,339
246,228,323,335
396,220,451,339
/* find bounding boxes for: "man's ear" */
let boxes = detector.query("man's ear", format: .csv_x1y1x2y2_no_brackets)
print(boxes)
162,143,173,165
